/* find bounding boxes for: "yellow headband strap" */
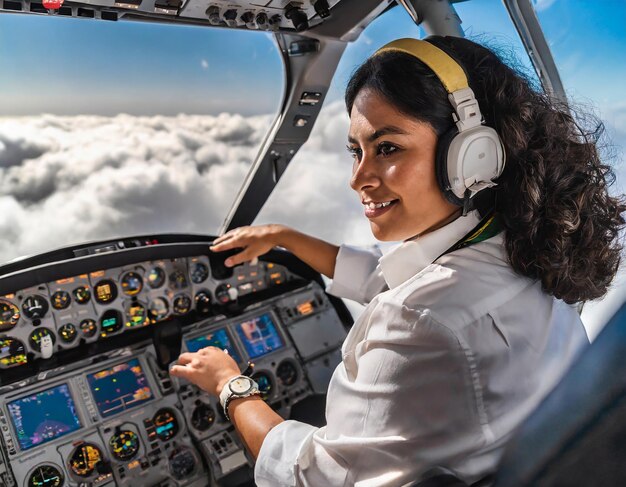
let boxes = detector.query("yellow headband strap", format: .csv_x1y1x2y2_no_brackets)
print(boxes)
375,38,469,94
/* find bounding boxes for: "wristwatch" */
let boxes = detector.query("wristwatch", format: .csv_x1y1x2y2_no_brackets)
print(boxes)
219,375,261,421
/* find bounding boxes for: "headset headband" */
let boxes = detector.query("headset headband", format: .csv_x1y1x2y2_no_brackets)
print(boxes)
375,38,468,93
375,38,483,133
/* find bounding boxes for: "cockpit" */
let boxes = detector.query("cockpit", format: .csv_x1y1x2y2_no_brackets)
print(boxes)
0,0,624,486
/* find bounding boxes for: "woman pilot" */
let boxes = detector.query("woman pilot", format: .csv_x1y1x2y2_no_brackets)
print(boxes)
171,36,625,486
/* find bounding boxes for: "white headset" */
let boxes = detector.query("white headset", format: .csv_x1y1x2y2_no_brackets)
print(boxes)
375,38,505,208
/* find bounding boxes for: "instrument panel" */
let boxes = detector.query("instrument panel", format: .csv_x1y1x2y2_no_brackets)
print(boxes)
0,254,288,368
0,238,350,487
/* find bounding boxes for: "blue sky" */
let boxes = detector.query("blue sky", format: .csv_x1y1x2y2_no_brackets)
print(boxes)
1,0,623,123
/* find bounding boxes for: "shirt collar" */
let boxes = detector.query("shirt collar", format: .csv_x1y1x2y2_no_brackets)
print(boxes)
378,210,482,289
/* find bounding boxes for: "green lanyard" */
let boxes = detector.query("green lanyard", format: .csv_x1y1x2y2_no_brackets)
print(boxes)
437,212,503,260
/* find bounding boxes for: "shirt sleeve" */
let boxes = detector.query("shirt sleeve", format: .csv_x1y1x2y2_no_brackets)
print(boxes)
326,244,385,305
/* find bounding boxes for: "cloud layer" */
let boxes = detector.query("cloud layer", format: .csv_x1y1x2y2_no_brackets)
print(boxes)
0,112,272,262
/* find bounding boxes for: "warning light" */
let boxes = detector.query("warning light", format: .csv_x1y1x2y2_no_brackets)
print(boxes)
296,301,314,316
43,0,64,9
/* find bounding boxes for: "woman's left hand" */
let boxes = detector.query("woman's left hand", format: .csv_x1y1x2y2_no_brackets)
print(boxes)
170,347,241,397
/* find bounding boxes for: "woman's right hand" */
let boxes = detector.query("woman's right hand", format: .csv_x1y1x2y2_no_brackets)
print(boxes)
210,224,286,267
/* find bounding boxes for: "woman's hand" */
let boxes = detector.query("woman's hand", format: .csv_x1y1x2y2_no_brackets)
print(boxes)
170,347,241,396
210,224,286,268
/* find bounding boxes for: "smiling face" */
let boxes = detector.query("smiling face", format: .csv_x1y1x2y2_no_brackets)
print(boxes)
348,88,459,241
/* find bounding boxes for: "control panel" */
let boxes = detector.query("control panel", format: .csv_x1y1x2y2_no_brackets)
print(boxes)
0,239,351,486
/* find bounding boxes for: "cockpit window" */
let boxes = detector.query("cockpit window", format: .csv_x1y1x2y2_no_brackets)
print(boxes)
0,15,283,264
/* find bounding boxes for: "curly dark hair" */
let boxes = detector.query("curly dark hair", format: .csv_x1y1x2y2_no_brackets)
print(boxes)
345,35,626,304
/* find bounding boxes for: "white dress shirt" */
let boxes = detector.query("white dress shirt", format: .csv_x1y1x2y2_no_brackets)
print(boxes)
255,210,588,486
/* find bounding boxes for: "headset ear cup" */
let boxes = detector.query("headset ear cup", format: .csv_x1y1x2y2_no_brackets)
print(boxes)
435,127,464,206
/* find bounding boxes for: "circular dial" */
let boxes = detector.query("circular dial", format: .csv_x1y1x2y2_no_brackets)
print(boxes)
100,309,123,336
68,443,103,477
94,280,117,305
29,328,56,352
169,270,188,290
276,360,299,387
79,319,97,338
27,464,64,487
251,372,273,401
191,402,215,431
0,337,27,367
148,298,169,322
153,408,179,441
51,291,71,310
194,291,212,315
121,272,143,296
215,284,233,304
22,295,49,319
0,299,20,332
109,430,140,461
72,286,91,305
190,262,209,284
172,294,192,315
58,323,77,344
147,267,166,289
168,446,197,480
127,302,148,327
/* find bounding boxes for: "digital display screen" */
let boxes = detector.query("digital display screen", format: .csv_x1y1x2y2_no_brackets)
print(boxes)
7,384,82,451
86,358,153,418
185,328,241,363
234,313,285,359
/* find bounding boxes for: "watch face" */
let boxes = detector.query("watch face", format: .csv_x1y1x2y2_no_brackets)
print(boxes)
229,377,252,395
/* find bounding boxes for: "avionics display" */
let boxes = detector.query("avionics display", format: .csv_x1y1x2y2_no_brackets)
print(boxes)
7,384,82,451
86,358,153,418
185,328,241,363
234,313,285,359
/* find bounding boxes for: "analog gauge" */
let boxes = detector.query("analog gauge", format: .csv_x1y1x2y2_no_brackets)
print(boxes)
0,337,27,367
51,291,71,310
0,299,20,332
147,267,166,289
153,408,179,441
22,295,49,319
194,291,212,316
29,328,56,352
191,402,215,431
251,372,273,401
27,464,64,487
168,446,198,480
121,272,143,296
169,270,188,290
72,286,91,305
148,298,169,322
100,309,123,336
94,280,117,305
276,360,299,387
215,284,232,304
68,443,103,477
127,302,148,327
58,323,77,344
109,430,140,461
172,294,192,315
190,262,209,284
79,319,98,338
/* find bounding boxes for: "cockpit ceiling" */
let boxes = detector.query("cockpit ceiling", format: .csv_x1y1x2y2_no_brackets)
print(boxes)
0,0,353,34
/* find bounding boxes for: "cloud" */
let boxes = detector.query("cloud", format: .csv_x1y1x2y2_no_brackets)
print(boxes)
201,59,209,70
0,113,271,262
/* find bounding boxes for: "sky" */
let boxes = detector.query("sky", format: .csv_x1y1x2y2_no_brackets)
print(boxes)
0,0,625,336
